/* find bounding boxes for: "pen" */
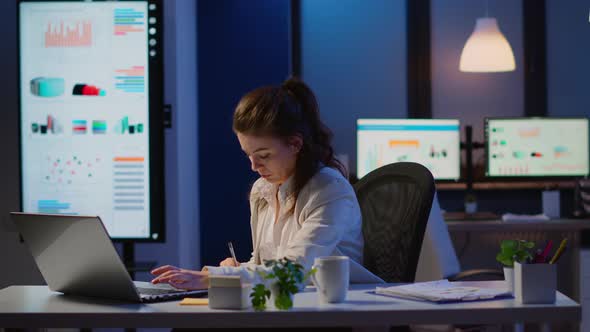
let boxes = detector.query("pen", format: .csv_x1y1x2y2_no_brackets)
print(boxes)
228,241,239,266
549,238,567,264
532,249,543,264
535,240,553,264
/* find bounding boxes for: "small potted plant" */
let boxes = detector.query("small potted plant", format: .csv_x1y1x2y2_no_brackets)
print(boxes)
250,258,315,311
496,239,535,293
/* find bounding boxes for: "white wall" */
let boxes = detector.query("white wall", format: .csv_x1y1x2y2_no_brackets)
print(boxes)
300,0,408,175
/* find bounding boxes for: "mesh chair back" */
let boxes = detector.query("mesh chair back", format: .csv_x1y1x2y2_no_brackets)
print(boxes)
354,162,435,283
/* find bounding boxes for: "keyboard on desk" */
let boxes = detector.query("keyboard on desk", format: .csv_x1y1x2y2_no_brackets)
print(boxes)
444,211,500,221
136,286,207,303
136,287,186,296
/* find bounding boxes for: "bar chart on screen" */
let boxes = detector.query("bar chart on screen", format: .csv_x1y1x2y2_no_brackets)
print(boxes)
44,20,93,48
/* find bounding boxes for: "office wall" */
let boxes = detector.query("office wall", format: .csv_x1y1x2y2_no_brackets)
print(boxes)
300,0,408,175
197,0,290,266
546,0,590,117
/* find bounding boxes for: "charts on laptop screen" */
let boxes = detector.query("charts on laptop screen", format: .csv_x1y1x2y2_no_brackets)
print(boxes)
19,1,165,241
356,119,461,180
485,118,589,177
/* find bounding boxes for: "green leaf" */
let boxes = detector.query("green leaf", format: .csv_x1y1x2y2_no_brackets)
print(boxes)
501,240,517,250
250,284,270,311
497,239,536,267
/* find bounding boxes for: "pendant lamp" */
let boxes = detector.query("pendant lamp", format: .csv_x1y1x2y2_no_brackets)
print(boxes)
459,17,516,72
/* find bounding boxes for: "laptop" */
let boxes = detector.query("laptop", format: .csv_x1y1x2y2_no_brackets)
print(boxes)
10,212,207,303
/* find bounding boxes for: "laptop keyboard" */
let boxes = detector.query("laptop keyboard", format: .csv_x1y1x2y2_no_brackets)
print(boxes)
137,287,183,296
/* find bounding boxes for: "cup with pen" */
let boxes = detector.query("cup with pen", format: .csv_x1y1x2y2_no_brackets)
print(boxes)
498,238,567,304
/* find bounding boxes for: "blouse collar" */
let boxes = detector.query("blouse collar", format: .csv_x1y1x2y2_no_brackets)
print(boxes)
254,175,295,205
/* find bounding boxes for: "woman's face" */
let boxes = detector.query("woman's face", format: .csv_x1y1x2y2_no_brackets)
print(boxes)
237,133,301,185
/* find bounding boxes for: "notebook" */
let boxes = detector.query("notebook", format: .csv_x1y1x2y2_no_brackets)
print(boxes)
376,280,511,303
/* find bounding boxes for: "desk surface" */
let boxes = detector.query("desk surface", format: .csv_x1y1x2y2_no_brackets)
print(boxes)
446,218,590,232
0,281,580,328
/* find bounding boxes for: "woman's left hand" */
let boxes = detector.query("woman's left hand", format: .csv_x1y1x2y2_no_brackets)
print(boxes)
151,266,209,290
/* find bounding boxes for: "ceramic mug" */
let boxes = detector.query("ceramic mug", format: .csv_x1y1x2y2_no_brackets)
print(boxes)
310,256,350,303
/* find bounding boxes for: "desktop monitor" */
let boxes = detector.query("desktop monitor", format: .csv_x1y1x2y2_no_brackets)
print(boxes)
485,117,590,178
356,119,461,180
18,0,165,241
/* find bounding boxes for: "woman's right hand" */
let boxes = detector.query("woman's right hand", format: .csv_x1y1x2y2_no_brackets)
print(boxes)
150,265,209,290
219,257,240,267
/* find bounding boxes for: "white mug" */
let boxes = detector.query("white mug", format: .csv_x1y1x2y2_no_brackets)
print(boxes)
311,256,350,303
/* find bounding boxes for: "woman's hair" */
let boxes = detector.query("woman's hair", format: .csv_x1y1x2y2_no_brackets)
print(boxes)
233,77,346,214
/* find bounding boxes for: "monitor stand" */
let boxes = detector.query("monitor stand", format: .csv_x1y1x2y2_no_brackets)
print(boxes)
451,125,498,221
122,242,156,280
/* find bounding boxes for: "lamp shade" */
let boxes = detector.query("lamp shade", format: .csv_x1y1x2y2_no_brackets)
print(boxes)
459,17,516,72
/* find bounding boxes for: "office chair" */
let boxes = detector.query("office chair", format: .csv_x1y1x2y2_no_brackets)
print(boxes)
354,162,435,283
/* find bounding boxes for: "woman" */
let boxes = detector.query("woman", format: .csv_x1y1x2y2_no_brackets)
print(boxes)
151,78,383,290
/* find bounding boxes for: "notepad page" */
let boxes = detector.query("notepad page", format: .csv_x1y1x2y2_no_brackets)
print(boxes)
376,280,510,303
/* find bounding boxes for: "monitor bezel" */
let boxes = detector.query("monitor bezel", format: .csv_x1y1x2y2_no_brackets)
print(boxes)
356,118,462,182
17,0,166,242
484,116,590,181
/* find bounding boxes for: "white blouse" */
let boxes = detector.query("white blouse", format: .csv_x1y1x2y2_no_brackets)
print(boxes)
206,166,384,285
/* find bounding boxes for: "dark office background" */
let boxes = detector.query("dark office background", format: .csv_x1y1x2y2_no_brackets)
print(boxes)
0,0,589,287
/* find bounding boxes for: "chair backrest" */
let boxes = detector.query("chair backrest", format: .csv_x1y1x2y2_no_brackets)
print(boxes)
415,192,462,282
354,162,435,283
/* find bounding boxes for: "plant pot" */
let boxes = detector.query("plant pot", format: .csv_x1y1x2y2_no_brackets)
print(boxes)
465,201,477,214
503,266,514,294
268,282,294,310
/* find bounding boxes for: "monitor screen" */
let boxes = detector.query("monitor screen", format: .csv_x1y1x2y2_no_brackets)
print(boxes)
485,117,589,177
357,119,461,180
19,0,165,241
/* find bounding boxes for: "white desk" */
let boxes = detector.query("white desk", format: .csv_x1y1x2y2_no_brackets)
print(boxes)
446,218,590,332
446,218,590,232
0,281,580,328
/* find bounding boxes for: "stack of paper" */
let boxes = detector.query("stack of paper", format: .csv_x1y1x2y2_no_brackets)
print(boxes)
376,280,510,303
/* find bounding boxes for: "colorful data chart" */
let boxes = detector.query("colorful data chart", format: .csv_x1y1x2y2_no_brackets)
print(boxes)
114,116,144,134
30,77,64,97
113,8,145,36
92,120,107,134
31,115,63,135
37,199,72,214
72,83,106,96
43,154,102,185
114,66,145,93
113,156,145,211
496,165,530,176
72,120,87,134
45,20,92,47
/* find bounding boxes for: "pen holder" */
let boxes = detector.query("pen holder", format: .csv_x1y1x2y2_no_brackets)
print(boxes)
514,261,556,304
